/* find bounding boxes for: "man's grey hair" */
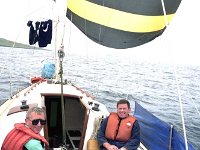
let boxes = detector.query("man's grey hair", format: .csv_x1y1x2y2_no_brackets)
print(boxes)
26,106,46,119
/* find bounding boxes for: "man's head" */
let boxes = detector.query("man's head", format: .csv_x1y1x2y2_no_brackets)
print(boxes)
117,99,131,119
25,107,46,134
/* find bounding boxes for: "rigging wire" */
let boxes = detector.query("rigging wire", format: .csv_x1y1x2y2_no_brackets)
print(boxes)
54,0,68,146
178,68,200,118
160,0,169,27
54,0,69,80
173,66,189,150
7,13,28,99
161,1,189,149
2,0,58,99
71,0,106,99
191,97,200,116
93,0,106,98
183,68,200,117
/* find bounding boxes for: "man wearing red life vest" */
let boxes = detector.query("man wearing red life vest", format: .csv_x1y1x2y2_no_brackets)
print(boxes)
97,99,140,150
1,107,48,150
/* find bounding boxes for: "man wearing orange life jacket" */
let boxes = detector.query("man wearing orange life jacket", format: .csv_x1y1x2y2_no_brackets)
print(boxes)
97,99,140,150
1,107,48,150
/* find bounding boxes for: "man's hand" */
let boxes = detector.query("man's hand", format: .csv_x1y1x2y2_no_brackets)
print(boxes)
103,142,119,150
108,145,119,150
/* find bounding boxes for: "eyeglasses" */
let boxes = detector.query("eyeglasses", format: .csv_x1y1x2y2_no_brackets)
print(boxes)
30,119,46,125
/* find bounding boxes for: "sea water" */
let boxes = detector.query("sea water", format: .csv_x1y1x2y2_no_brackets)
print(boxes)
0,47,200,149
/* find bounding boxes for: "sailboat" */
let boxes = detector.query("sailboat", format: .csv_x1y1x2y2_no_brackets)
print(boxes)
0,0,198,149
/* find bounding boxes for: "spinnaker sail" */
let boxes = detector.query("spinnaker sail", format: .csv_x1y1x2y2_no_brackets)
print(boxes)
66,0,182,49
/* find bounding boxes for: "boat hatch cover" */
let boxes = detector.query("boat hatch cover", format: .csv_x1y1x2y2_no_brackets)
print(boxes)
7,103,38,116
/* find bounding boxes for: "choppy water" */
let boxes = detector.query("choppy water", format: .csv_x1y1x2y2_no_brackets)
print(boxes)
0,46,200,149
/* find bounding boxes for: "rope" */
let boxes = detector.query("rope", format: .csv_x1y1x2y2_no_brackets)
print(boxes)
173,65,188,150
160,0,169,27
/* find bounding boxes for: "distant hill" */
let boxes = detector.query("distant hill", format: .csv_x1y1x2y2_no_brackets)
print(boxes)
0,38,34,49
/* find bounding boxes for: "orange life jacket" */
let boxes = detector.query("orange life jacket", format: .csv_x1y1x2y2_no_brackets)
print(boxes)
105,112,136,141
1,123,48,150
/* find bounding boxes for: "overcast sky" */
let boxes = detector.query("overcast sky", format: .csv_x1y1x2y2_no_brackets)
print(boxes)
0,0,200,65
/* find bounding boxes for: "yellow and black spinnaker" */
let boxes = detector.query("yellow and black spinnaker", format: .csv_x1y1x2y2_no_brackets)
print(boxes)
66,0,182,49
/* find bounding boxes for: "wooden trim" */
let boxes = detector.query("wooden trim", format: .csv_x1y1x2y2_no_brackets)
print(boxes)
79,108,89,149
7,103,38,116
42,106,49,150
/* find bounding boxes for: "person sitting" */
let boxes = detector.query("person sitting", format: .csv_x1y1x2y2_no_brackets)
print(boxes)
97,99,140,150
1,106,48,150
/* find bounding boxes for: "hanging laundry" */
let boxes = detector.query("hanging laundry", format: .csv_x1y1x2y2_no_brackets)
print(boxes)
27,19,52,47
27,21,40,45
38,19,52,47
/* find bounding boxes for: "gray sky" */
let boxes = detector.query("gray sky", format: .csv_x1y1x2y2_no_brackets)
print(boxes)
0,0,200,65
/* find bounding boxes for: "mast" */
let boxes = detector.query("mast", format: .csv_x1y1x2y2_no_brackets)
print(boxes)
58,46,66,144
55,0,68,145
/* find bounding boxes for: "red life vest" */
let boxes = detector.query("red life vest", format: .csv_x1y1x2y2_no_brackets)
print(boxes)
105,112,136,141
1,123,48,150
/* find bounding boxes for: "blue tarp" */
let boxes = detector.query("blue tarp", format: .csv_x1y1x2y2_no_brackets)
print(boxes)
134,102,195,150
41,62,55,79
